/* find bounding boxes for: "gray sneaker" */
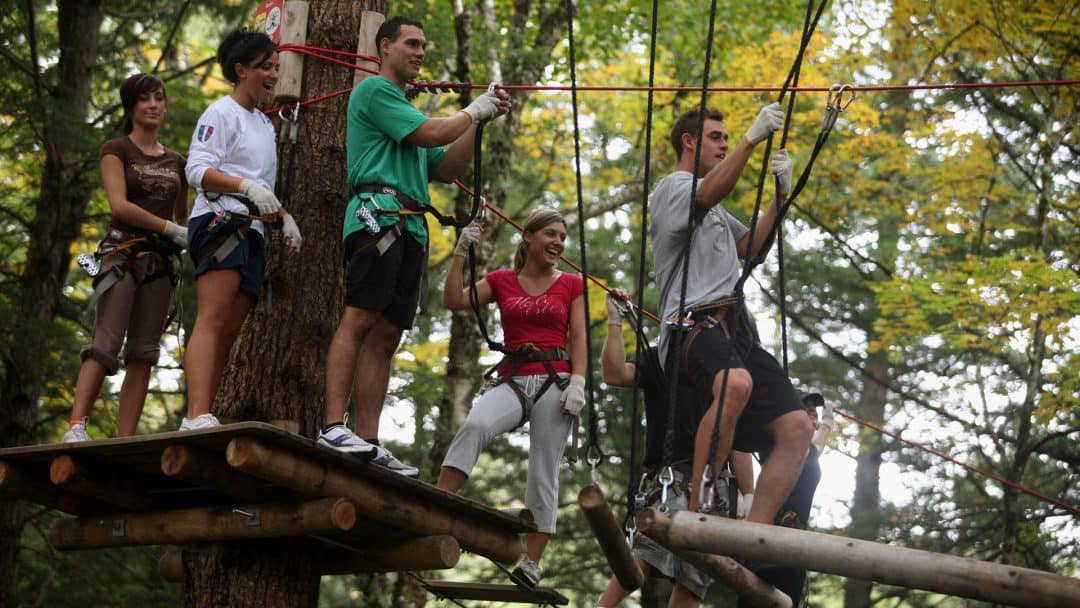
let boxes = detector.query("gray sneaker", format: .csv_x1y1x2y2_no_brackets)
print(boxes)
317,424,377,456
370,445,420,478
509,558,542,589
62,417,91,443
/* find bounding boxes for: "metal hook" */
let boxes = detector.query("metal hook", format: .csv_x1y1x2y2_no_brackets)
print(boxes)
486,82,498,95
828,84,856,112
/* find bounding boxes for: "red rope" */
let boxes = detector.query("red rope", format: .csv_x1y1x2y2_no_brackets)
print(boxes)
833,408,1080,516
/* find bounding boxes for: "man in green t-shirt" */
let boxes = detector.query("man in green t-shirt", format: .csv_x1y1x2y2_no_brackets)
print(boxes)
319,15,510,476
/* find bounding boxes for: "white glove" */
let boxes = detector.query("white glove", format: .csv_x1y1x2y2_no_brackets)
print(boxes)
462,92,504,124
821,402,835,428
281,214,302,254
162,220,188,249
745,102,784,145
772,149,792,195
453,223,482,257
606,292,628,325
238,179,281,216
560,374,587,417
737,493,754,519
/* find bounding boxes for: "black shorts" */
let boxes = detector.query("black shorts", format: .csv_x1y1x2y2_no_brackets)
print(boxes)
344,230,425,329
679,311,803,453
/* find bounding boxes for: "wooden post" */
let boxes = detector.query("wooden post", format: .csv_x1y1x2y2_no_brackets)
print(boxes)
353,10,383,86
49,497,357,551
635,508,791,608
225,436,522,564
159,549,185,582
579,485,644,592
666,511,1080,607
160,444,263,502
49,454,152,511
272,0,310,106
320,535,460,574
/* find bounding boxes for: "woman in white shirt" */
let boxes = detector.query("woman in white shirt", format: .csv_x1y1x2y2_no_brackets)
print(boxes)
180,30,301,430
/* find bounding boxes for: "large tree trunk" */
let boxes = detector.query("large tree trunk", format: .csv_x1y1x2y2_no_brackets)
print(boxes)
843,349,889,608
187,2,381,607
0,1,105,604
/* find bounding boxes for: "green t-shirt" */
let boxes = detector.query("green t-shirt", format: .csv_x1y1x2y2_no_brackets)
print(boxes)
343,75,447,245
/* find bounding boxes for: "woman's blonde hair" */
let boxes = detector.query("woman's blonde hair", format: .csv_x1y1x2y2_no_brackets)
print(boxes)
513,208,566,271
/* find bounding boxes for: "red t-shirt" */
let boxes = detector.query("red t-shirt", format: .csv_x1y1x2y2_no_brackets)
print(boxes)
486,268,584,377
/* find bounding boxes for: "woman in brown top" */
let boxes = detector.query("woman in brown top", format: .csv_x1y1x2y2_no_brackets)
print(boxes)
63,73,189,442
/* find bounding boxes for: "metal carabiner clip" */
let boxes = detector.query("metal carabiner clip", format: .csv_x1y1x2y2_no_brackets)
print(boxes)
586,445,603,487
828,84,856,112
657,465,675,514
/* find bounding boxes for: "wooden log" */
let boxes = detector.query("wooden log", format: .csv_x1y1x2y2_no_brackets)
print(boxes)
666,511,1080,607
635,508,791,608
320,535,460,574
579,484,644,592
49,454,152,511
50,497,357,551
225,436,522,564
419,581,569,605
160,444,263,502
1,460,96,516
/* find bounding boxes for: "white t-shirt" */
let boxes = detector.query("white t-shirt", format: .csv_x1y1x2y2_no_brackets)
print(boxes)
649,170,749,365
186,96,277,237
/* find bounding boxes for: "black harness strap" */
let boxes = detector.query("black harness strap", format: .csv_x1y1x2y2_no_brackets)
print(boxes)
485,346,571,429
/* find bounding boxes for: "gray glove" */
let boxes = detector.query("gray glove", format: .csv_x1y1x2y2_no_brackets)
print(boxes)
560,375,587,416
606,291,628,325
462,93,503,124
772,149,792,195
162,220,188,249
238,179,281,216
821,402,835,428
281,214,302,254
745,102,785,145
453,223,483,257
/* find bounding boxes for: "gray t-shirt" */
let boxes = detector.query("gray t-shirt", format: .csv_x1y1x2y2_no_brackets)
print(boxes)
649,171,749,365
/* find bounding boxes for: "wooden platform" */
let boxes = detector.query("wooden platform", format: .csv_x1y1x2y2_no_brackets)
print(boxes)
0,422,533,565
421,580,569,605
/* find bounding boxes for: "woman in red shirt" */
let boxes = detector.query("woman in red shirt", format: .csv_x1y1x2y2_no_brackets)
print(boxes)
440,208,587,589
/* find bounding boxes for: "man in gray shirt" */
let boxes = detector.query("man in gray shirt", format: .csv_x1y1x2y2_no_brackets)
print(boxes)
649,104,813,526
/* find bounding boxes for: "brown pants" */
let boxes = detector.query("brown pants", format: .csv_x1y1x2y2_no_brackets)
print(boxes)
81,251,173,374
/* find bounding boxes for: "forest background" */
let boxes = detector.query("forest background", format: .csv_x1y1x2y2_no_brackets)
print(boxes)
0,0,1076,606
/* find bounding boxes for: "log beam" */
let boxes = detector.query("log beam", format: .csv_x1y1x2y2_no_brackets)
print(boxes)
160,444,263,502
50,497,357,551
579,484,644,592
225,436,522,564
320,535,460,574
666,511,1080,607
49,454,152,511
636,508,791,608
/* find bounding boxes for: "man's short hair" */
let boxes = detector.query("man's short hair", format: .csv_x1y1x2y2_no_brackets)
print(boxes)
669,107,725,160
375,16,423,57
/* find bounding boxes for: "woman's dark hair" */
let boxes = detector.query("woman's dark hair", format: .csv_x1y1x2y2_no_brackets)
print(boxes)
119,73,166,135
217,30,277,84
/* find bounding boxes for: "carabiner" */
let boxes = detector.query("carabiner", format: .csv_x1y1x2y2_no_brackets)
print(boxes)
586,444,603,486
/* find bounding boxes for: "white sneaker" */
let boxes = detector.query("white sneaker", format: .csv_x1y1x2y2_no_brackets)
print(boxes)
179,413,221,431
369,445,420,478
62,417,91,443
510,558,542,589
317,424,377,456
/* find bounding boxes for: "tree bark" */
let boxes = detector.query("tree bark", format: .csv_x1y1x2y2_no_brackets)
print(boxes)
190,2,383,607
0,1,105,605
843,348,889,608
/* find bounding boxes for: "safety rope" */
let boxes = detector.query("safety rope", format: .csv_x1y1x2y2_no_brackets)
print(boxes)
622,0,662,533
664,0,723,514
564,0,601,472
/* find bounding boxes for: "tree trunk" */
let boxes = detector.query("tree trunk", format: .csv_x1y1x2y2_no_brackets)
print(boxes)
0,1,105,605
842,349,889,608
190,2,382,606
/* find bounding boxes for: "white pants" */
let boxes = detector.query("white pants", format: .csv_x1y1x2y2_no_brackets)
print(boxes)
442,373,572,534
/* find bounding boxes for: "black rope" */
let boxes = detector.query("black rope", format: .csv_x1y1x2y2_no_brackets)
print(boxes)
702,0,828,493
662,0,722,509
467,246,505,354
623,0,662,530
564,0,600,464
